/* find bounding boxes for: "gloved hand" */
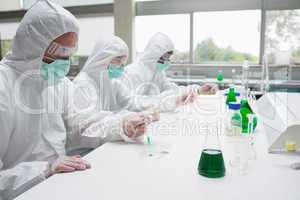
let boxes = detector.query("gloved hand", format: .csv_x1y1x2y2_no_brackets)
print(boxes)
144,107,160,122
175,91,197,106
198,83,218,95
48,155,91,177
122,113,147,140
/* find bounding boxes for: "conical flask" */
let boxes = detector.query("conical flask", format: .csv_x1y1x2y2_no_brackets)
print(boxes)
198,128,226,178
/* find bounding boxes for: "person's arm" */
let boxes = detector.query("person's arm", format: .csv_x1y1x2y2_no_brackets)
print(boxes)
157,72,178,93
0,162,49,200
0,79,49,200
115,80,160,112
62,80,142,146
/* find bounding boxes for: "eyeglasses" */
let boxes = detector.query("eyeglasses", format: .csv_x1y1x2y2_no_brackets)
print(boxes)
47,42,78,58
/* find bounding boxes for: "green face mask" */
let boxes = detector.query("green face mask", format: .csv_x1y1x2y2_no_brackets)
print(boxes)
108,63,124,79
156,61,171,72
41,59,70,84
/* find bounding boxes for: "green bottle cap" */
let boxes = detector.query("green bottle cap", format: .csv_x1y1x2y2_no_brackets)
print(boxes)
217,71,223,81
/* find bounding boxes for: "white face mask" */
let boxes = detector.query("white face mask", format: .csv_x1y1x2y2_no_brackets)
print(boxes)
47,42,77,57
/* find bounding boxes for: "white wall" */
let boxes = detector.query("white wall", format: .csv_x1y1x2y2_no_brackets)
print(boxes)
0,22,20,39
0,16,114,56
0,0,21,11
76,16,114,56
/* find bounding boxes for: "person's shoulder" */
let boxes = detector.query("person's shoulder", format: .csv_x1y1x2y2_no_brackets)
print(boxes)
0,63,14,110
0,63,13,92
73,72,94,85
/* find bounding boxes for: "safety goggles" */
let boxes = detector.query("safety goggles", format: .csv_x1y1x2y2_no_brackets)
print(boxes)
47,42,78,57
158,51,173,63
158,56,170,64
111,56,128,66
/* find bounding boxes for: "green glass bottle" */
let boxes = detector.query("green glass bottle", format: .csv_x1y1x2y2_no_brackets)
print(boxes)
226,87,237,105
240,99,258,133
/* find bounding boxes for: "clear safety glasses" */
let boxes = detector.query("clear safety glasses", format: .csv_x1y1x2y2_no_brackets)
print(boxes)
47,42,78,57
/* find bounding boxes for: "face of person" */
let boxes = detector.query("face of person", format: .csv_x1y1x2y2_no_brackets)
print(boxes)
43,32,78,64
158,51,173,64
110,55,127,67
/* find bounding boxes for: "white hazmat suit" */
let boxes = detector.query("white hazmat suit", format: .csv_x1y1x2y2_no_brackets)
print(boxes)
74,36,163,113
74,36,130,112
0,1,130,199
123,33,189,111
125,33,178,97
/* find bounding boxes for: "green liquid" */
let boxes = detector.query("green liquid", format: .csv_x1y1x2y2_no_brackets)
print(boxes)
198,149,226,178
240,99,258,133
226,88,237,105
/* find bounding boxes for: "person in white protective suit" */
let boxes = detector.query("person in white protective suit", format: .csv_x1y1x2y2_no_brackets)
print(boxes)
0,1,147,199
68,36,158,155
124,32,218,111
73,35,163,113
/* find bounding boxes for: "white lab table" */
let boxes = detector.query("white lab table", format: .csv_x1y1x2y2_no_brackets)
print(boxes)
16,94,300,200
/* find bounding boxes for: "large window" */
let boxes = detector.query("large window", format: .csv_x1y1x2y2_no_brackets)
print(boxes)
0,22,19,58
193,10,261,64
135,14,190,64
265,10,300,65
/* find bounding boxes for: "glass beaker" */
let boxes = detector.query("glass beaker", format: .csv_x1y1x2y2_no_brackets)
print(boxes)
198,127,225,178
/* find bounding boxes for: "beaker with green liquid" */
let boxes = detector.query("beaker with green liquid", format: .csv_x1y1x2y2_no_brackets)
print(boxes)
198,129,226,178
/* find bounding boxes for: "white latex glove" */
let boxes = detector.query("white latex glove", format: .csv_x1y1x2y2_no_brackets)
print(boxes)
198,83,218,95
122,113,147,140
175,91,197,107
48,155,91,177
143,107,160,122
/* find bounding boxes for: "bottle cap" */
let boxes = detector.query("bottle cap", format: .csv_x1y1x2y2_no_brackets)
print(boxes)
285,141,297,152
224,92,240,97
228,102,241,110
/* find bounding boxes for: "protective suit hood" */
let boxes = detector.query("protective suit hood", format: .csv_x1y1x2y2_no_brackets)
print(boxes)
74,36,129,111
124,32,175,90
139,32,174,71
80,36,129,81
1,0,79,76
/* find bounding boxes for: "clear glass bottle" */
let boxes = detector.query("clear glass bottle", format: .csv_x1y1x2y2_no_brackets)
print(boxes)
242,60,250,98
231,68,236,86
226,102,242,136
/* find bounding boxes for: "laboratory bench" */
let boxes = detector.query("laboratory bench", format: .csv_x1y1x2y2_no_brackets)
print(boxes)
16,93,300,200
